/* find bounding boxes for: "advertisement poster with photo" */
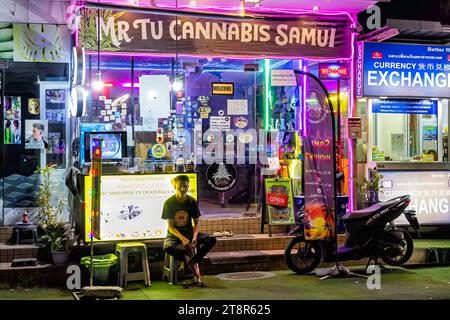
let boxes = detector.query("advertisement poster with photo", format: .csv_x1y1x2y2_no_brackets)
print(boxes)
3,119,21,145
45,89,66,105
302,76,336,241
28,98,40,115
3,96,21,145
265,178,295,225
379,171,450,225
4,96,21,120
84,173,198,242
25,120,48,149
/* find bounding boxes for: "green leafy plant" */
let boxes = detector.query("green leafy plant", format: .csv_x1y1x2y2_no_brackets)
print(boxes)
35,165,69,252
355,168,384,209
78,9,124,51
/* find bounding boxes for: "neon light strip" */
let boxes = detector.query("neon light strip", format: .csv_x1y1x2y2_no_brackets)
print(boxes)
302,65,308,137
296,59,302,132
347,14,357,212
264,59,270,130
153,4,364,15
122,83,140,88
84,47,353,62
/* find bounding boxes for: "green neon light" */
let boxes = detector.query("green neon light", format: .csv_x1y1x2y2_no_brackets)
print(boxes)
264,59,270,130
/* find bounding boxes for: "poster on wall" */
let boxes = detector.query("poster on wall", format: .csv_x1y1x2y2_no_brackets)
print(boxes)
13,24,70,63
84,173,198,242
302,75,336,241
3,119,21,144
3,96,21,120
45,89,66,104
379,171,450,225
271,69,297,86
25,120,48,149
0,22,13,60
265,178,295,225
139,75,170,131
210,116,231,130
3,96,21,145
227,99,248,115
28,98,40,114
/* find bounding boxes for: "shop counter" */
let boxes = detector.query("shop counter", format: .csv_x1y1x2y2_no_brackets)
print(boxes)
81,172,198,243
375,162,450,225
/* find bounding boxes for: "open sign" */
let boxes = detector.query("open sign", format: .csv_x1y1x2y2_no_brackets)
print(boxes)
267,193,289,207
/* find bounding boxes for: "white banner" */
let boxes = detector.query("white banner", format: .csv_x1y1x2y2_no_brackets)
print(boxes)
84,173,197,241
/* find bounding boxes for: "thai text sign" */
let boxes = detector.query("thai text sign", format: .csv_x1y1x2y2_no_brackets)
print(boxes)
363,42,450,98
78,9,352,59
347,117,362,139
372,99,438,115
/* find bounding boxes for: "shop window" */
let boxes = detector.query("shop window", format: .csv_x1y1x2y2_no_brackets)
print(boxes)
372,110,439,162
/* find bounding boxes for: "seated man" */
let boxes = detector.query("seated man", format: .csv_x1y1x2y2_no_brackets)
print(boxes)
162,175,216,287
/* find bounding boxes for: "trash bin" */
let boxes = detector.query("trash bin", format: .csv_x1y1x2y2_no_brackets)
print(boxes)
80,254,118,286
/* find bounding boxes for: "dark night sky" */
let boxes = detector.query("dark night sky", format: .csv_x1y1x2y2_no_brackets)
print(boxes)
358,0,449,32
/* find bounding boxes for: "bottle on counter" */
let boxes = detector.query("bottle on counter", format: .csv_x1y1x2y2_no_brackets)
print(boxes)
185,152,195,172
176,158,185,172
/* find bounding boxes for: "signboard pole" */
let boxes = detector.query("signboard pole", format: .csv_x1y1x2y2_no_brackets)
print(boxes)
89,138,102,286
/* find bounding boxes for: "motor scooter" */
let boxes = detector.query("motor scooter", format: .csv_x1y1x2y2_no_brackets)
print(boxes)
284,195,421,274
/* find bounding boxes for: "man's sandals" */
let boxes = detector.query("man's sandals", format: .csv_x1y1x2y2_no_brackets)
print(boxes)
181,257,206,288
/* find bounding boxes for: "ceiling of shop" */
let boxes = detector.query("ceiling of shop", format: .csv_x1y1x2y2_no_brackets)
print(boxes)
91,0,383,13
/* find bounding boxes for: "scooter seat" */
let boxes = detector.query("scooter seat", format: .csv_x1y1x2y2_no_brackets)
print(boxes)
342,198,400,220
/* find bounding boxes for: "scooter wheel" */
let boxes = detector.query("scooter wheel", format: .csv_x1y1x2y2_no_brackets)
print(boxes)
284,236,321,274
381,228,414,266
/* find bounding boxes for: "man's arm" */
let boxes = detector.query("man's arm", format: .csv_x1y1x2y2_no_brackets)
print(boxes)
192,218,200,243
167,218,191,247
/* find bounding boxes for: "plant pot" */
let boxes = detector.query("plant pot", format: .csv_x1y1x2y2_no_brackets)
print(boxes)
52,251,70,266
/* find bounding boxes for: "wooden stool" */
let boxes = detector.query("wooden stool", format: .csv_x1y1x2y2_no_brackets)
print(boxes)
115,242,151,288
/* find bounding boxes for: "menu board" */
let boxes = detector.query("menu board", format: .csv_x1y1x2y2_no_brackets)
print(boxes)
265,178,295,226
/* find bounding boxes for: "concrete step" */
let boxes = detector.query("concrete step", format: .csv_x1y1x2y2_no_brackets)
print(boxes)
199,216,262,235
0,243,42,263
211,233,296,252
199,241,450,275
0,262,70,286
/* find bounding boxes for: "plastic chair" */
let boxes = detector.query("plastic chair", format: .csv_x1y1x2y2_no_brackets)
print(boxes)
115,242,151,287
162,253,178,285
162,245,194,285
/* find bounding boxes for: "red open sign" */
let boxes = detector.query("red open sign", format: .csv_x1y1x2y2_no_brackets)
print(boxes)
267,193,289,207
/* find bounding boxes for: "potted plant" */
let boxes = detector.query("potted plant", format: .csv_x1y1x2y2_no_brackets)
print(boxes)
35,165,71,266
355,168,384,209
